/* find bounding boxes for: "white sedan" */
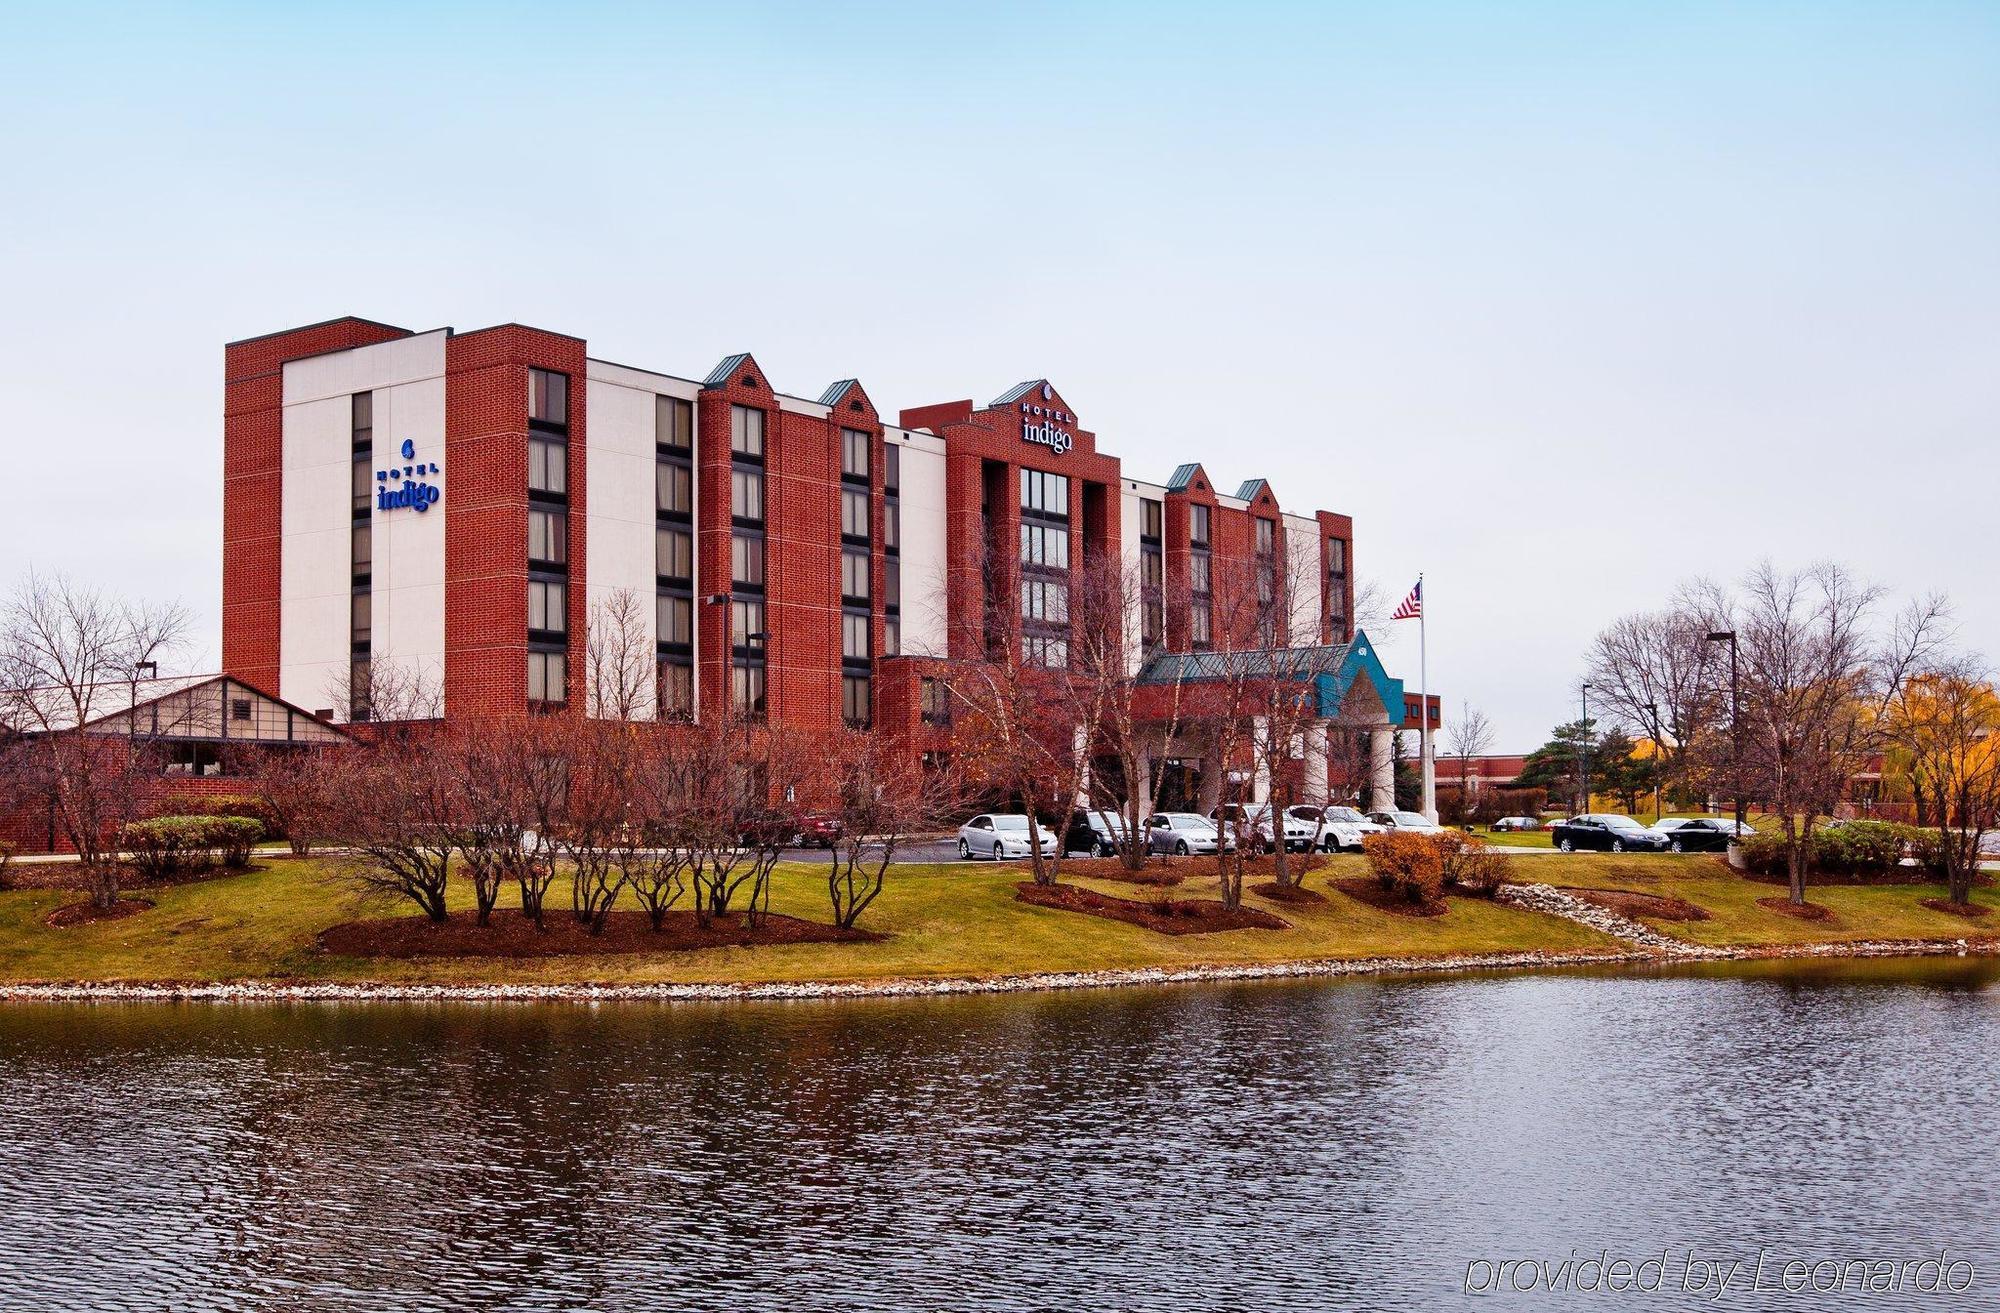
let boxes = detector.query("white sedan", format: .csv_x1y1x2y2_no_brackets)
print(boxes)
957,814,1059,861
1368,810,1444,835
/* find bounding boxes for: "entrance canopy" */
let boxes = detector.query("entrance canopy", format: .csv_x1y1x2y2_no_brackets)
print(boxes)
1134,629,1405,725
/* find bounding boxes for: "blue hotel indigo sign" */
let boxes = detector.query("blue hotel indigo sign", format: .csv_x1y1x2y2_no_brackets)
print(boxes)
376,438,441,512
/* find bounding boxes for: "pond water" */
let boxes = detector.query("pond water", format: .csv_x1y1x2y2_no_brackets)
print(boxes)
3,960,1997,1311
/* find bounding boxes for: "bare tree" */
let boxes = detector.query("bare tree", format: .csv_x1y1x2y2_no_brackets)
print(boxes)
1888,654,2000,909
0,573,190,909
336,655,441,725
556,718,633,935
1583,587,1726,806
1734,562,1944,905
939,544,1086,885
1447,703,1496,818
314,735,459,922
622,727,698,931
238,745,338,857
822,728,961,928
585,588,654,721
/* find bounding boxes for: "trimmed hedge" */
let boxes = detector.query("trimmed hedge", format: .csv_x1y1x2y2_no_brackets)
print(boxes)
1738,820,1944,880
119,816,265,878
156,793,285,840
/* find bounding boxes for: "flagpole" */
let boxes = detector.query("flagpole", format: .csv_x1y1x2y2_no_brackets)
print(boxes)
1419,574,1435,822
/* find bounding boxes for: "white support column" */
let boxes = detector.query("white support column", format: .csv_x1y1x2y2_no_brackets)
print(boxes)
1368,728,1396,813
1302,723,1329,807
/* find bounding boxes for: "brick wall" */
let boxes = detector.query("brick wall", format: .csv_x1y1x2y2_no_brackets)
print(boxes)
222,317,413,691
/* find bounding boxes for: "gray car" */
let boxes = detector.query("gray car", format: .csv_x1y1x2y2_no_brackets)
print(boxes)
1145,813,1232,856
957,814,1059,861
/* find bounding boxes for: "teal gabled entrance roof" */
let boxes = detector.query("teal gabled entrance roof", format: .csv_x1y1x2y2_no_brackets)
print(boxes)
1135,628,1403,720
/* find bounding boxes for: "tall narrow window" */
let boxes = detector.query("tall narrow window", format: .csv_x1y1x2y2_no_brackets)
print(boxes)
842,674,871,729
349,392,373,721
1326,538,1349,641
841,428,870,481
1019,467,1072,668
1139,497,1163,652
1188,502,1213,651
529,369,568,426
656,394,696,701
730,404,764,460
526,370,571,712
731,468,764,523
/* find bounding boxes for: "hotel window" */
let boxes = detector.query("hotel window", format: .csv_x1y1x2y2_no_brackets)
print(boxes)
1255,519,1278,647
841,488,869,542
529,369,568,428
842,612,870,663
1020,577,1069,624
841,549,870,605
658,658,694,719
883,615,900,657
1139,497,1163,651
882,557,900,610
1022,632,1069,669
656,527,692,584
350,392,372,712
527,649,567,706
527,580,567,636
1190,543,1214,652
731,599,766,653
842,675,871,729
528,436,567,496
841,428,870,482
656,594,692,648
1019,468,1071,668
1190,604,1212,647
656,461,693,517
1326,538,1349,640
732,532,765,590
731,663,766,717
528,509,567,566
920,676,949,725
1189,552,1212,596
1019,522,1069,569
883,500,899,551
352,390,373,452
730,404,764,460
731,467,764,524
1189,503,1210,547
657,395,693,452
883,443,900,493
1255,517,1275,556
349,656,373,723
351,455,373,514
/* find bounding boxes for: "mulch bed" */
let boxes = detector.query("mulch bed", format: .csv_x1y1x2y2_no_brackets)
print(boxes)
1919,898,1991,919
1757,896,1835,921
1332,876,1447,919
1006,853,1334,883
1252,880,1328,905
6,863,257,893
45,898,154,928
317,908,876,959
1013,881,1288,935
1564,887,1711,922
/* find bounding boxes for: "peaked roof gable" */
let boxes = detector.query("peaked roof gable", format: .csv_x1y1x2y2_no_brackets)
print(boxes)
703,352,769,390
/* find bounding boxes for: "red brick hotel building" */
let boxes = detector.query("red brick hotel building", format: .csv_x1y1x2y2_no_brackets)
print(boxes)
223,316,1435,808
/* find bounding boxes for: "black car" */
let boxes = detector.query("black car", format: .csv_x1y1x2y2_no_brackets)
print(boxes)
1549,813,1670,853
1651,818,1739,853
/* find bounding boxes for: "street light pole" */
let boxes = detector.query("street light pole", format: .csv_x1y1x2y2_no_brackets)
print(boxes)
1579,682,1592,814
1706,630,1743,830
1645,700,1661,824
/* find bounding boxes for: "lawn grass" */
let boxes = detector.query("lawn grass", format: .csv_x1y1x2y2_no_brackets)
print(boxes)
0,853,1617,987
1529,851,2000,947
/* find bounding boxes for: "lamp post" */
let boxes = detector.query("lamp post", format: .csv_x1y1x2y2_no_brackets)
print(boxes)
1579,682,1592,814
1645,700,1661,824
1705,630,1744,830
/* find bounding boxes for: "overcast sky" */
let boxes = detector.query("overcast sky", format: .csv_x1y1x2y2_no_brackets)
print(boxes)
3,1,1994,747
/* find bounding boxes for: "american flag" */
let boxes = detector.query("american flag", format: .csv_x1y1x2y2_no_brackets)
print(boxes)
1391,579,1423,621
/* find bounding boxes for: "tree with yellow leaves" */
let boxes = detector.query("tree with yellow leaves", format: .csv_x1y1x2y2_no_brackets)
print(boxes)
1889,657,2000,909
